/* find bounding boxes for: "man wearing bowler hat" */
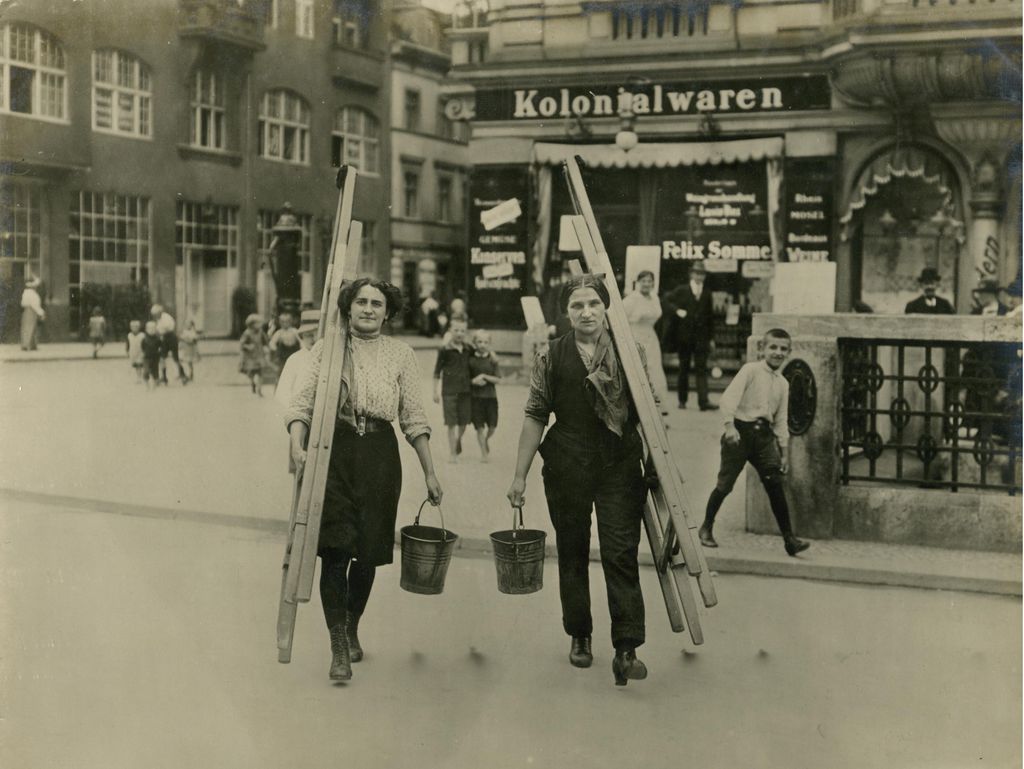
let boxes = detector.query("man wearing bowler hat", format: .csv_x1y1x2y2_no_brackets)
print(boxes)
905,267,955,315
663,261,717,410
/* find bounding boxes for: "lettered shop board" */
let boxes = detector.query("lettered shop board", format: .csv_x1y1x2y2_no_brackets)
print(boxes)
772,261,837,314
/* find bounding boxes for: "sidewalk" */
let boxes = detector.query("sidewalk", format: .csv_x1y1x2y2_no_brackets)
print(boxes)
0,345,1018,597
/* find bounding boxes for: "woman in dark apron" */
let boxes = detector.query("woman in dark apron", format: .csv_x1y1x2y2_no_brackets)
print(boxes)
286,278,442,682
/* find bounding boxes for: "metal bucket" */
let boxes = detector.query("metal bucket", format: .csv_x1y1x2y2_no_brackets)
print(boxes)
400,500,458,595
490,506,546,595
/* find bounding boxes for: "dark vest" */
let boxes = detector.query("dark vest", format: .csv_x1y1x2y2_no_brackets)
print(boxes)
539,332,641,467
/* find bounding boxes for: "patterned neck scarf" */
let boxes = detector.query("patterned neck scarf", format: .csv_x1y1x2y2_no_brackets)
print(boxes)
579,329,629,437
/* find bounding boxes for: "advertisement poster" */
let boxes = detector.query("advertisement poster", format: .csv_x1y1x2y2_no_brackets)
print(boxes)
783,157,835,262
657,161,772,284
467,166,531,327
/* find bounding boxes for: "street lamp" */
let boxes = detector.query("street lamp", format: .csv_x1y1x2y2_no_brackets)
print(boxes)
270,202,303,318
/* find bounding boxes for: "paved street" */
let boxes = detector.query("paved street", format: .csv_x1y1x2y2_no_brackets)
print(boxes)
2,501,1020,769
0,347,1021,768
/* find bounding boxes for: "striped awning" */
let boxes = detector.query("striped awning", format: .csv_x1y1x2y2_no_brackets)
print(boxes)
531,137,784,168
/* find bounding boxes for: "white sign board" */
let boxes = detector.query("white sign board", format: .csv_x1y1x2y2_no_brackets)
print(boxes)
520,296,547,329
771,262,837,314
481,198,522,231
742,260,775,280
558,215,582,252
704,259,739,274
624,246,662,294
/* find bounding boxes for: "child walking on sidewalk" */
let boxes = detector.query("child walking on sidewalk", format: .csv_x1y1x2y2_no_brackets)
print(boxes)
432,316,472,462
239,313,268,396
699,327,809,557
468,330,501,462
141,320,164,391
126,319,145,383
88,306,107,358
179,320,200,382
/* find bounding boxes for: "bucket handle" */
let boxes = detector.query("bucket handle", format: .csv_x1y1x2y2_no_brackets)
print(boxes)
511,504,524,540
415,498,448,539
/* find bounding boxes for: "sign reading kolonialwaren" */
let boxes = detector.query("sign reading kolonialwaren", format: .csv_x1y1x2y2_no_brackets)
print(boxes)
474,75,831,121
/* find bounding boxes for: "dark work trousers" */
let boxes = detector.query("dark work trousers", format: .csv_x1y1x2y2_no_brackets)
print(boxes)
706,419,794,536
542,453,646,649
319,547,376,630
676,341,709,407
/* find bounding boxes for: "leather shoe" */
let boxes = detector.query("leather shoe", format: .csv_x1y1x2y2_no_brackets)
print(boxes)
784,536,810,557
328,624,352,681
612,648,648,686
677,403,687,410
569,636,593,668
699,403,719,411
698,524,718,548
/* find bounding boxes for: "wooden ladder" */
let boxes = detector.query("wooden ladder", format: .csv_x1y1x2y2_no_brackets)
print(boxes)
562,156,717,646
277,167,363,663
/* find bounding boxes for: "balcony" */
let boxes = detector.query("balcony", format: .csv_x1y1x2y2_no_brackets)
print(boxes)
178,0,265,52
330,46,385,91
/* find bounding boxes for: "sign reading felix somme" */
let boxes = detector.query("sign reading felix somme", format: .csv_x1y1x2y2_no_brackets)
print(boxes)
474,75,830,121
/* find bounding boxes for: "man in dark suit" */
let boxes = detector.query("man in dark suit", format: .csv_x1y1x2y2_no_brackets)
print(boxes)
663,261,717,410
905,267,955,315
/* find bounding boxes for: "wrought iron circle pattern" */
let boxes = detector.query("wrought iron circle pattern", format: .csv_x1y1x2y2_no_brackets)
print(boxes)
917,364,940,394
865,363,885,393
890,397,911,430
782,359,816,436
862,431,884,460
972,437,995,467
916,434,938,464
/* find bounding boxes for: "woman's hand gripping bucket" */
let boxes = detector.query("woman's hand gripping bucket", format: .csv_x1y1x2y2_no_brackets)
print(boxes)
400,499,458,595
490,505,546,595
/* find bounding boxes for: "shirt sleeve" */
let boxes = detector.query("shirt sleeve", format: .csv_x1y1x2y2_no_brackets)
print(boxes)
774,377,790,449
397,345,431,444
433,349,444,379
523,351,554,425
284,339,323,430
718,364,751,426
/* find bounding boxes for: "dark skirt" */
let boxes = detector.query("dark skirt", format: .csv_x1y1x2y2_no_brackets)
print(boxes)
319,420,402,565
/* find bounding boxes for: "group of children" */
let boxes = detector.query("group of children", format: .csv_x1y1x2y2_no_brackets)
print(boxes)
124,317,199,389
238,310,310,397
432,317,502,463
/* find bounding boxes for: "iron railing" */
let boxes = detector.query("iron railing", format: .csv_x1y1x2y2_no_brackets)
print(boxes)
840,338,1021,494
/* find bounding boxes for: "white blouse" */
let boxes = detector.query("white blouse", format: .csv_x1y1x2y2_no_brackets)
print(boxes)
285,335,431,444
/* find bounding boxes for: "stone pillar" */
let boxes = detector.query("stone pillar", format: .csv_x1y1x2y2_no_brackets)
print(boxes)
932,105,1021,311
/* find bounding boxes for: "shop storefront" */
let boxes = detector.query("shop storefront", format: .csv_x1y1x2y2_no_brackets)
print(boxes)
457,75,836,368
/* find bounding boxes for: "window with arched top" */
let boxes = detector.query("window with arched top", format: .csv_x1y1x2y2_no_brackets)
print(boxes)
93,50,152,137
259,89,310,164
0,23,67,121
332,107,379,174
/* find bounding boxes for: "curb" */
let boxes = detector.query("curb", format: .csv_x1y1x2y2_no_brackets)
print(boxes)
4,486,1018,598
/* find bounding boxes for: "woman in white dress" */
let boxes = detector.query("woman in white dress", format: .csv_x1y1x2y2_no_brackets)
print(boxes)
622,271,669,414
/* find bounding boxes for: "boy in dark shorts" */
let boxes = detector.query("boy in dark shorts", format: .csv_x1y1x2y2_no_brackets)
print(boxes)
699,327,809,556
433,317,472,462
469,330,502,462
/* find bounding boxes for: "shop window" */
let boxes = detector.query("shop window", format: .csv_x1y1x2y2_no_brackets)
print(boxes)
259,89,310,164
332,107,379,173
93,50,152,138
0,24,66,121
190,70,226,150
257,209,313,273
69,191,151,267
175,201,239,268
